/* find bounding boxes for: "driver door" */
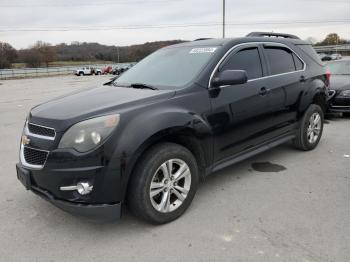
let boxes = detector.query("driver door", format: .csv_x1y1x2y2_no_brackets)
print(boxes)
208,44,276,162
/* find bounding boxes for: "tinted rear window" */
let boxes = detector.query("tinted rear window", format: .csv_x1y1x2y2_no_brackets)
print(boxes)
264,47,295,75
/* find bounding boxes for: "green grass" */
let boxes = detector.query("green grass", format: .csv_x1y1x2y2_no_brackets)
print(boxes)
12,63,26,69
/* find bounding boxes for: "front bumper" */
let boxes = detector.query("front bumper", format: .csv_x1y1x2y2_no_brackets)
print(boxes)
31,185,121,220
17,118,127,220
16,161,123,221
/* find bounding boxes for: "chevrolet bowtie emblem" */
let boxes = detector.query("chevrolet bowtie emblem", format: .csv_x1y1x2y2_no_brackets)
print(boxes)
21,135,30,146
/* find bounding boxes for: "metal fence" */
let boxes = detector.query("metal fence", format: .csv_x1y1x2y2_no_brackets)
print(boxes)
0,63,134,80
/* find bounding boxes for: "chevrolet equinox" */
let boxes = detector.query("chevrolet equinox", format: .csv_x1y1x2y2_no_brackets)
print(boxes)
16,32,328,224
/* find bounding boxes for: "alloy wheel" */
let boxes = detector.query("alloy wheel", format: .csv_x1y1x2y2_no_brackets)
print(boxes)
149,159,191,213
307,112,322,144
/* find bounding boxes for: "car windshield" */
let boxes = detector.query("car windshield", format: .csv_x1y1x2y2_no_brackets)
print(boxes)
114,46,219,89
327,61,350,75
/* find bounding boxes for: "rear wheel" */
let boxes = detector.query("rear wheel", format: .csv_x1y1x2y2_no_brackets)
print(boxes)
343,112,350,118
127,143,199,224
294,104,324,151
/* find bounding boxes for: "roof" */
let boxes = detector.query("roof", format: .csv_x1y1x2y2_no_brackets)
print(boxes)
167,36,308,49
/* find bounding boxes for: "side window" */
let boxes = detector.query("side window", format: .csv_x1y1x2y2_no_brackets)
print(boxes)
220,47,263,80
293,53,304,71
264,47,296,75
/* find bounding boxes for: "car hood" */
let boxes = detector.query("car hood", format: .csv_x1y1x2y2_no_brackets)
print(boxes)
330,75,350,91
29,85,175,131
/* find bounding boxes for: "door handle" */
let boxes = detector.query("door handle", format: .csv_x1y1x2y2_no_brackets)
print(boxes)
259,87,270,96
300,75,306,83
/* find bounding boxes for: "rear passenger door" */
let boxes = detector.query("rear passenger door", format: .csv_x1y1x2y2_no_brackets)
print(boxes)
261,44,306,132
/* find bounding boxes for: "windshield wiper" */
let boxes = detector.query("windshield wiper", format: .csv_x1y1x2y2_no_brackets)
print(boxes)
111,82,158,90
129,83,158,90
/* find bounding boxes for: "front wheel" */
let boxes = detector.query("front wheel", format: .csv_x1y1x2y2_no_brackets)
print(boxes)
127,143,199,224
293,104,324,151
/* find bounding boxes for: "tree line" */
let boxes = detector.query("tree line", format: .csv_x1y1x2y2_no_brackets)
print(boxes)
313,33,349,46
0,33,349,69
0,40,184,69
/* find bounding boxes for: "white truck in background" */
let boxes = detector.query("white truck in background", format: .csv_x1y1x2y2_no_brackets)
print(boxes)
75,66,102,76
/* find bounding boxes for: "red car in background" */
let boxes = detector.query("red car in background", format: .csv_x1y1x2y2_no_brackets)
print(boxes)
102,66,112,74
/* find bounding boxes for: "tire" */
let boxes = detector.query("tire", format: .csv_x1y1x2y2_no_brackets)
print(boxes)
127,142,199,224
343,112,350,118
79,72,84,76
293,104,324,151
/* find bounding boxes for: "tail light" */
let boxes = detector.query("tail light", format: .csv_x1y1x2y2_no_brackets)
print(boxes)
325,69,331,88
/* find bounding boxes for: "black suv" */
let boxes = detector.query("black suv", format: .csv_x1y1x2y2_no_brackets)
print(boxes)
16,32,328,224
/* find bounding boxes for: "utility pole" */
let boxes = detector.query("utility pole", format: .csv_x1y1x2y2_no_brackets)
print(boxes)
222,0,226,38
336,35,338,55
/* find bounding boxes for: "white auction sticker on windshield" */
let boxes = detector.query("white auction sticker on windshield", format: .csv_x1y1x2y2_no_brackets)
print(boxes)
189,47,217,54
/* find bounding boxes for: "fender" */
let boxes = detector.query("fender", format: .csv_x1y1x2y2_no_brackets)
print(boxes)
298,77,327,114
109,106,213,200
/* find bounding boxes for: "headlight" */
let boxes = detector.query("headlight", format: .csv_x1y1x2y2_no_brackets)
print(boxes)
58,114,120,152
340,90,350,97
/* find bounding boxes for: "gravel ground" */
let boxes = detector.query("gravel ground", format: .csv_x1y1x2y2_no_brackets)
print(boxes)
0,75,349,262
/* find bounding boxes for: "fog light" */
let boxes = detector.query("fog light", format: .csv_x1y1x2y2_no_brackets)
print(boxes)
77,182,93,195
60,181,93,195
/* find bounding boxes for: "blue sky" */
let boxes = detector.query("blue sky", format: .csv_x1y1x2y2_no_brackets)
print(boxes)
0,0,349,48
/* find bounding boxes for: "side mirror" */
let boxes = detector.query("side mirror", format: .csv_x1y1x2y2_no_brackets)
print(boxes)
211,70,248,87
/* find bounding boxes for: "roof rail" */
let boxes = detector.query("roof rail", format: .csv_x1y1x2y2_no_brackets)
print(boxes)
194,38,213,41
246,32,300,40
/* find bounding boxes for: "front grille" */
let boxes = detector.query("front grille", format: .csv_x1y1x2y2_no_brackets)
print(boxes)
28,123,55,138
23,147,48,166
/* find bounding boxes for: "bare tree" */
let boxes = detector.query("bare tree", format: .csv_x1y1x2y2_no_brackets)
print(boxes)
22,48,42,68
315,33,348,46
0,42,17,69
305,37,318,45
33,41,57,67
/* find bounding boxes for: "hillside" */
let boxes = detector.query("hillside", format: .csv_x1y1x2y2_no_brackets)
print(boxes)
17,40,186,64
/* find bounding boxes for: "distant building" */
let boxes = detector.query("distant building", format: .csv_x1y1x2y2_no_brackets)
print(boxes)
313,44,350,56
